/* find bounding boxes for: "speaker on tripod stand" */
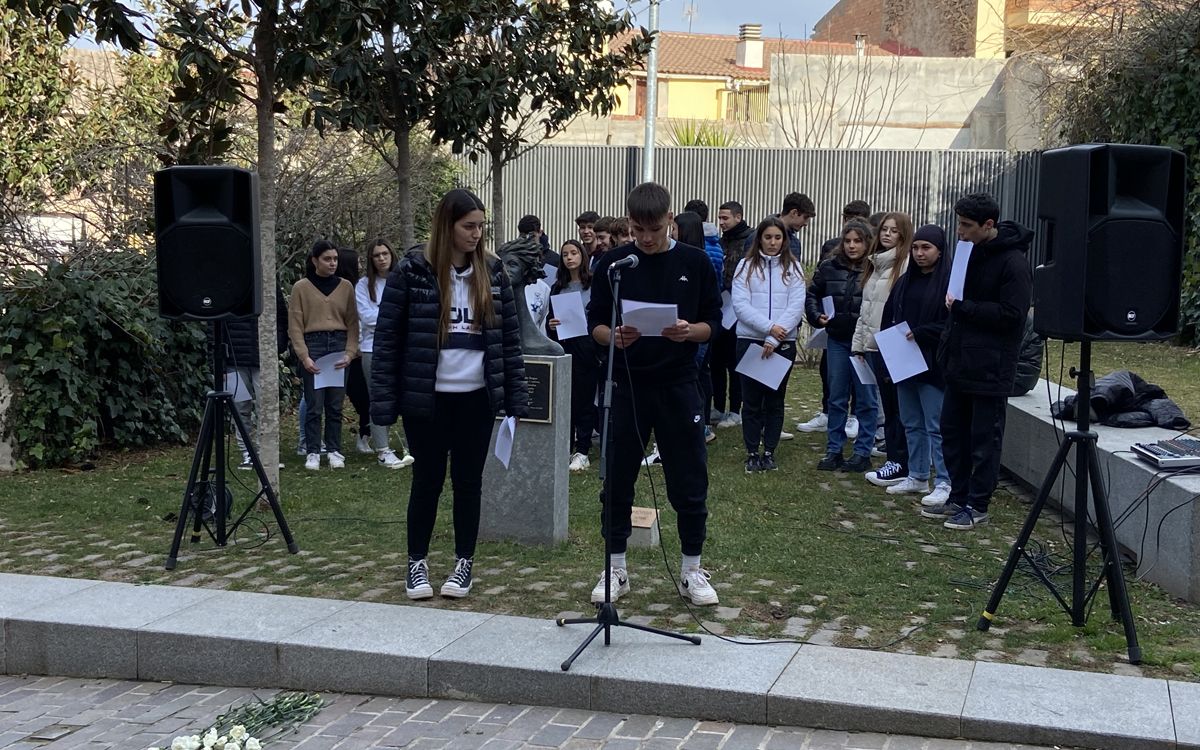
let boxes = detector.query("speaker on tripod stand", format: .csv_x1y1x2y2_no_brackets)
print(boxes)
154,165,298,569
979,143,1187,664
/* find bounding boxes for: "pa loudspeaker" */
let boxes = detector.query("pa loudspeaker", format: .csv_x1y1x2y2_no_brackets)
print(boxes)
154,166,261,321
1032,143,1185,342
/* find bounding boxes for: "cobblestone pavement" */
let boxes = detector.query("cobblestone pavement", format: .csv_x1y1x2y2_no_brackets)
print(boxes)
0,675,1074,750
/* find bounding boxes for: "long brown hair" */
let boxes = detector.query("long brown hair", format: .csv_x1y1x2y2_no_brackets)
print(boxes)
862,211,913,289
838,219,873,270
365,238,397,303
740,216,801,283
553,240,591,293
427,189,497,342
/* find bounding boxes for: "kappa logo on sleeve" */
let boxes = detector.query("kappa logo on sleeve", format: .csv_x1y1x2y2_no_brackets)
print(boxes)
678,275,689,283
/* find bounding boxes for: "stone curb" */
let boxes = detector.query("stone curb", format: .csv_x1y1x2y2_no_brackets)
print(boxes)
0,573,1194,749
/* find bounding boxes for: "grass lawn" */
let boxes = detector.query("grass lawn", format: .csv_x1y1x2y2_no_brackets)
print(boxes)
1,340,1198,682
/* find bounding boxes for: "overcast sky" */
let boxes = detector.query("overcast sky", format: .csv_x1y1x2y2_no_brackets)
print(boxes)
643,0,841,39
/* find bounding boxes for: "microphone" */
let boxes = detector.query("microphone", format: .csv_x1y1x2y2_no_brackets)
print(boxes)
608,254,639,273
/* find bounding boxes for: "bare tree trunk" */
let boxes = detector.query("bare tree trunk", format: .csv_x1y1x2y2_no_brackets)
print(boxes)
254,1,281,496
490,143,505,247
395,124,413,248
383,29,415,249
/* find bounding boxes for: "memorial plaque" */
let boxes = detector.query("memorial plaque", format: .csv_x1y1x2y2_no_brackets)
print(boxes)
522,359,553,424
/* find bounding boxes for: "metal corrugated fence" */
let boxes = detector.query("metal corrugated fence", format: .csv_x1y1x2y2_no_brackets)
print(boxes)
457,146,1042,267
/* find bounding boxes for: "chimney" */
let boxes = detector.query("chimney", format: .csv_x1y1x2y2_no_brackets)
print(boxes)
736,23,764,69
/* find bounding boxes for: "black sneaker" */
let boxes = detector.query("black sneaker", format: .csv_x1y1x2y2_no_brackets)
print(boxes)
844,454,872,473
760,452,778,471
745,453,760,474
440,557,473,598
406,558,433,600
817,453,844,471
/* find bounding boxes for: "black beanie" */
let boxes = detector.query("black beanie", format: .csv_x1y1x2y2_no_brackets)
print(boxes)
912,224,946,254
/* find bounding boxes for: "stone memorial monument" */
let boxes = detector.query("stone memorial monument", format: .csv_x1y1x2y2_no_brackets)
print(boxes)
480,237,571,545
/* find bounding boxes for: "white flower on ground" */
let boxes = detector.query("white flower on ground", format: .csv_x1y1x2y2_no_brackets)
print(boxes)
187,736,202,750
202,729,219,748
214,737,227,750
229,725,247,741
225,742,241,750
244,739,261,750
171,738,188,750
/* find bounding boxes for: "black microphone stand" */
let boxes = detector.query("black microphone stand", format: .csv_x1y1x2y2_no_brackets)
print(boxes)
555,262,701,671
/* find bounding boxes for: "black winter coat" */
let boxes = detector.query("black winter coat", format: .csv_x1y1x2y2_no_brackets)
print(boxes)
208,288,288,370
720,221,754,292
1012,314,1043,396
369,249,529,423
937,221,1033,396
805,254,866,342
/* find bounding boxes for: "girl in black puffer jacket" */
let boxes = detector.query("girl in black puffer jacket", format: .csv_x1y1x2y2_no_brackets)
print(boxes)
370,188,529,602
804,219,880,472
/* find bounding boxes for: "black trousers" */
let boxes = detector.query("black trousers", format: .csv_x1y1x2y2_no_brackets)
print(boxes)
401,389,494,560
568,347,600,455
819,349,829,413
941,387,1007,512
710,326,741,415
869,351,907,470
737,338,795,454
602,378,709,556
345,358,370,438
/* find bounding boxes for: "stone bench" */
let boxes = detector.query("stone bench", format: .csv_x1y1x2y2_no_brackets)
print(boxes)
1002,379,1200,602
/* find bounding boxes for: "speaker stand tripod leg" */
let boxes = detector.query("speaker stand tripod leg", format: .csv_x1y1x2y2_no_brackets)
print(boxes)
166,395,217,570
1085,441,1142,663
978,435,1073,631
228,404,299,554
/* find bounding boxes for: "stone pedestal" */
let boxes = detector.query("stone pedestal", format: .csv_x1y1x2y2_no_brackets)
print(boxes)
0,367,14,471
480,354,572,545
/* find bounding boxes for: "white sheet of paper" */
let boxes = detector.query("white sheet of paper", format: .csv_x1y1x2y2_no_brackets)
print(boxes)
550,291,589,340
821,296,836,319
312,352,346,390
806,328,828,350
874,322,929,383
849,354,878,386
621,299,679,336
494,416,516,469
948,241,973,301
720,291,737,330
543,263,558,282
735,343,793,390
224,371,253,403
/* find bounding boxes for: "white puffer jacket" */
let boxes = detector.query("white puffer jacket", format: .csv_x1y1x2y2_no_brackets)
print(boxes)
851,246,907,352
732,254,806,345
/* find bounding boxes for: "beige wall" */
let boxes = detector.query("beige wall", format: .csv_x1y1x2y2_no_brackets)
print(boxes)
768,53,1014,149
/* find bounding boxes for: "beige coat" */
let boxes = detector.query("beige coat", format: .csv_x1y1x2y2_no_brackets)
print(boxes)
850,247,907,353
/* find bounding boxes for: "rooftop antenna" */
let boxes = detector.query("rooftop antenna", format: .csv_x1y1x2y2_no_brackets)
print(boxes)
683,2,698,32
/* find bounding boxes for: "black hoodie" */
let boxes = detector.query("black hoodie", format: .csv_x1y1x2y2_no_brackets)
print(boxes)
882,249,950,387
936,221,1034,396
719,221,754,291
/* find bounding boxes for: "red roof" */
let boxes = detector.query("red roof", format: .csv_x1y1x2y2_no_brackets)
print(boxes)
612,30,892,81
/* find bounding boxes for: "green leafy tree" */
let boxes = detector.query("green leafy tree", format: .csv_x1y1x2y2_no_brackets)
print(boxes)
1055,1,1200,342
301,0,461,248
430,0,652,244
0,10,79,210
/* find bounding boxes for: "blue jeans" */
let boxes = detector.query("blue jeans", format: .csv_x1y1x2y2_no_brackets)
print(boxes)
301,330,348,455
825,337,879,458
896,380,949,485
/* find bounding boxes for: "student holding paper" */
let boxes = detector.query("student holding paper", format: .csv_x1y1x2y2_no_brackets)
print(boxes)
880,224,952,503
587,181,724,607
370,188,529,599
851,212,913,488
805,219,879,473
356,239,415,470
731,217,806,473
549,240,600,472
288,240,360,471
929,193,1033,531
